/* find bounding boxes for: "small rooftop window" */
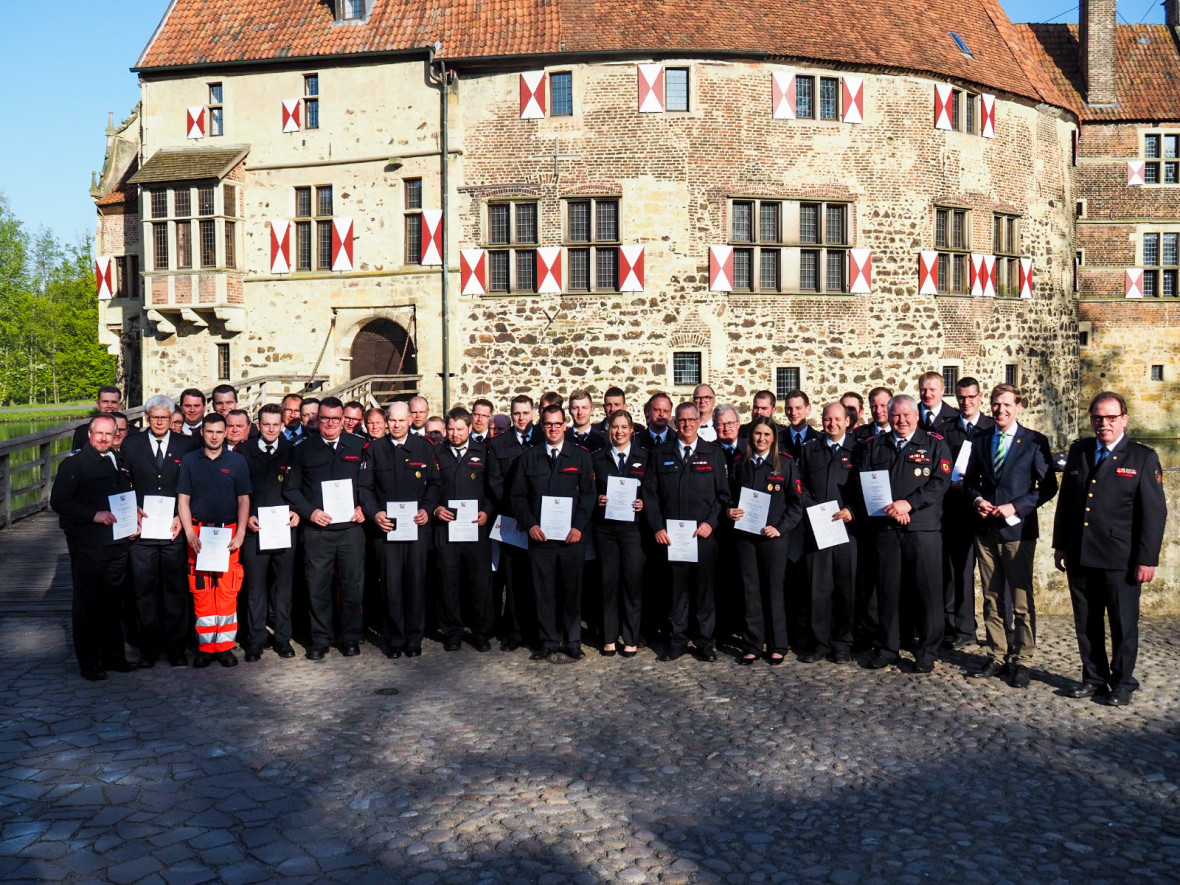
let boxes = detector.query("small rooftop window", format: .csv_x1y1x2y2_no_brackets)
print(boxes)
949,32,973,58
337,0,368,23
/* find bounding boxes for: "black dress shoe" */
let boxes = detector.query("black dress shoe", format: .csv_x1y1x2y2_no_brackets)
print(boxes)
80,667,108,682
192,652,214,669
696,648,718,663
619,647,638,658
168,655,188,667
866,652,898,670
1065,682,1105,699
405,647,422,658
942,635,974,651
564,646,586,661
1106,685,1133,706
1009,664,1031,688
738,654,758,666
244,649,262,663
968,659,1007,679
657,649,685,662
341,642,361,657
912,659,935,674
384,647,403,659
797,652,824,664
443,636,463,652
471,635,492,652
306,646,327,661
219,650,238,668
829,650,853,665
599,646,617,657
529,649,549,661
275,643,296,659
500,639,520,652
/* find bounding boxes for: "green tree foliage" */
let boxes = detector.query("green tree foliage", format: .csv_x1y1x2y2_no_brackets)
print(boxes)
0,195,116,405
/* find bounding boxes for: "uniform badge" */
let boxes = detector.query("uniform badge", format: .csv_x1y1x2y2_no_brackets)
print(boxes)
914,468,922,477
1157,469,1164,485
767,483,774,491
471,472,478,480
923,467,930,476
278,474,284,482
1115,467,1137,478
415,470,422,479
774,484,781,492
939,460,950,473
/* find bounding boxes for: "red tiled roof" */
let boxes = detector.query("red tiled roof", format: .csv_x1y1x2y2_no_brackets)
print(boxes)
136,0,1052,104
1017,24,1180,121
95,159,139,207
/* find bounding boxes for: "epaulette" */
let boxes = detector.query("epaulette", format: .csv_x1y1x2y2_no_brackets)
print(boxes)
928,432,944,440
292,436,307,446
66,448,81,457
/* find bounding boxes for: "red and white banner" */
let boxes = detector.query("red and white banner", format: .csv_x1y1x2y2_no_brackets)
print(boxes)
842,76,864,124
331,218,354,272
638,64,665,113
934,84,953,131
772,71,796,120
520,71,547,119
269,220,291,274
421,210,443,266
619,245,645,292
1127,161,1146,186
849,249,872,293
186,106,205,139
95,256,114,300
460,249,487,295
709,246,733,292
1019,257,1033,299
282,99,301,133
536,247,562,294
980,93,996,139
1125,268,1144,298
918,250,939,295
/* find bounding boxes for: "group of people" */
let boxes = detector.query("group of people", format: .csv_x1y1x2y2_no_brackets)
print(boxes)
52,373,1167,706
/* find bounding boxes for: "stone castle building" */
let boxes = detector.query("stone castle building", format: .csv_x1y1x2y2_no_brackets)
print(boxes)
90,0,1180,440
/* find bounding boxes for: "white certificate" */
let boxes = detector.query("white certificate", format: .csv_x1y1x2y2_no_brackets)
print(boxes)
734,486,771,535
140,495,175,541
490,515,529,549
320,479,355,524
386,501,420,542
605,476,640,522
108,492,138,541
951,442,972,482
195,525,231,573
540,496,573,540
1004,512,1022,527
447,499,480,543
257,505,292,551
860,470,893,518
807,500,850,550
666,519,698,563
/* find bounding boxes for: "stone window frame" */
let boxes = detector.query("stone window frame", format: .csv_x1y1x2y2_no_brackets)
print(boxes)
144,182,239,274
1078,320,1091,348
949,89,978,134
1143,132,1180,185
992,211,1021,298
1151,364,1165,382
403,178,423,266
775,366,802,402
671,351,703,388
216,342,231,381
794,74,842,121
294,184,335,272
563,196,620,293
941,362,962,393
934,205,970,295
304,74,320,130
485,200,539,294
1142,230,1180,298
728,197,850,295
207,82,224,137
1004,363,1020,387
664,67,691,113
550,71,574,117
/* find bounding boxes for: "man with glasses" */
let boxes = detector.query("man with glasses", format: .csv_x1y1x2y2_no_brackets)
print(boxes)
1053,392,1167,706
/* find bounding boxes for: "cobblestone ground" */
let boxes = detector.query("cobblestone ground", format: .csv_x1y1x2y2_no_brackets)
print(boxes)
1,615,1178,884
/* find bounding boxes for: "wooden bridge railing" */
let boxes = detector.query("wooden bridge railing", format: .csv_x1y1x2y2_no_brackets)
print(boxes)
321,375,422,408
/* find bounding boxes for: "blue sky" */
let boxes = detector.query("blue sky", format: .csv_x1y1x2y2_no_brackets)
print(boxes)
0,0,1167,247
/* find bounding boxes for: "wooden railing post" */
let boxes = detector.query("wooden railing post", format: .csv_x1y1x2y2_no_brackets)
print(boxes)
0,452,10,529
39,441,52,508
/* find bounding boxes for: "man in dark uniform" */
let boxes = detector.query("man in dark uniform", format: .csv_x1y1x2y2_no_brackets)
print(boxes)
859,394,952,673
739,390,785,445
780,388,820,647
595,387,645,437
853,387,892,443
510,404,596,662
123,394,198,667
711,403,745,646
644,402,732,662
236,403,300,661
566,389,607,453
470,399,494,444
51,415,140,681
917,371,960,430
782,390,822,459
937,376,996,649
179,388,207,436
359,401,441,658
487,394,539,651
798,403,860,664
71,385,123,450
342,401,368,439
1053,391,1167,706
713,405,746,469
281,393,305,441
638,393,673,450
284,396,367,660
432,407,494,651
851,386,891,649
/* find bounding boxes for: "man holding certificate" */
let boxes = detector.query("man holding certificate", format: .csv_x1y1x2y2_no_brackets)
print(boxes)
509,404,596,662
51,415,141,681
644,402,732,663
358,401,441,659
177,413,252,669
235,403,300,662
284,396,368,661
857,394,951,673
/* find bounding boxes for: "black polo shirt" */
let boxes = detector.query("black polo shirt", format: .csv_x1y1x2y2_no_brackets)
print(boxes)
177,447,252,524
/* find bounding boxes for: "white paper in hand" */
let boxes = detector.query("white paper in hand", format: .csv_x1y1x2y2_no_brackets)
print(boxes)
195,525,231,572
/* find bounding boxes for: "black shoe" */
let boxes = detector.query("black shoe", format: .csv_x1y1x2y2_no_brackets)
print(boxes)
658,649,685,662
1009,664,1030,688
500,639,520,652
600,646,617,657
942,635,974,651
384,647,403,659
341,642,361,657
829,650,853,665
192,652,215,669
1106,685,1133,706
968,659,1007,679
529,649,549,661
797,652,824,664
168,654,188,667
80,667,108,682
696,648,717,663
405,647,422,658
244,649,262,663
866,652,897,670
1065,682,1105,699
768,654,786,666
106,660,139,673
275,643,296,659
443,636,463,652
471,634,492,652
619,647,638,658
306,646,327,661
219,650,238,668
564,646,586,661
912,659,935,674
738,654,758,666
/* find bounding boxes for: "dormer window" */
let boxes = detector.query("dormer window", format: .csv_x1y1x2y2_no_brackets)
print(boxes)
337,0,368,22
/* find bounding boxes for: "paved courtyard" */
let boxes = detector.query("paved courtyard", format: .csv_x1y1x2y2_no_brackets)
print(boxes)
1,614,1179,884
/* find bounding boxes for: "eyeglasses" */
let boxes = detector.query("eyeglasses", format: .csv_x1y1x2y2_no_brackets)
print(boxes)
1090,414,1125,424
318,415,343,424
542,421,565,428
674,417,700,424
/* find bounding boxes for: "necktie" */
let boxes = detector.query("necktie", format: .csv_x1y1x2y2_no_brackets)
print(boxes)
965,422,974,437
1095,445,1109,467
550,448,559,467
454,448,464,461
683,445,691,463
617,451,626,472
473,435,483,443
831,443,841,455
155,439,164,469
793,432,802,446
724,444,733,454
896,437,906,452
993,433,1009,473
925,410,935,428
753,455,763,468
266,444,274,456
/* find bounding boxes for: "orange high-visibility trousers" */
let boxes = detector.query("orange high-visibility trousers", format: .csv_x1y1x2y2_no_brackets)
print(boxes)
188,524,243,654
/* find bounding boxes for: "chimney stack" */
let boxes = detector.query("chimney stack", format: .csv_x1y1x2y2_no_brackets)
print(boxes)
1079,0,1118,107
1167,0,1180,30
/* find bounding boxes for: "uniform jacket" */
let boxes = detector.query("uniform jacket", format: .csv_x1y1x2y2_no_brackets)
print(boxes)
939,413,996,519
1051,436,1167,569
636,427,673,451
591,445,653,527
856,428,952,531
565,426,607,454
358,434,442,521
433,439,491,520
643,438,732,533
798,434,861,513
964,423,1057,542
122,430,198,507
922,402,960,430
487,426,538,517
781,423,822,460
235,436,294,515
715,437,747,478
728,451,803,537
852,423,890,443
283,432,367,530
509,442,596,538
51,445,134,546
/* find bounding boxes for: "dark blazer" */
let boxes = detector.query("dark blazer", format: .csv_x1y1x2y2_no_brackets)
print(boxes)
922,402,960,429
938,413,996,456
487,426,538,517
964,424,1058,542
51,445,134,546
856,428,952,531
591,445,652,526
781,423,823,460
283,432,367,530
729,451,803,536
1051,436,1167,569
565,426,607,454
643,439,732,533
798,434,861,513
433,439,491,519
636,426,674,451
714,437,747,477
122,430,198,507
509,443,596,537
236,436,295,515
852,423,890,443
358,434,442,522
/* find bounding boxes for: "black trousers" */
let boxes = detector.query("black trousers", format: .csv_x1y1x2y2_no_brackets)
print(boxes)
784,532,810,650
529,541,584,651
379,534,429,650
67,538,130,670
596,522,645,647
713,525,741,646
303,526,365,648
942,517,978,642
668,534,719,651
807,537,857,655
736,533,789,655
854,537,879,646
1067,566,1142,690
875,528,942,661
130,537,191,660
497,545,535,645
240,532,296,650
436,528,494,640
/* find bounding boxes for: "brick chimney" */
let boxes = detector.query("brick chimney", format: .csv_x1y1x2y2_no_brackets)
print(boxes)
1167,0,1180,31
1079,0,1118,107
